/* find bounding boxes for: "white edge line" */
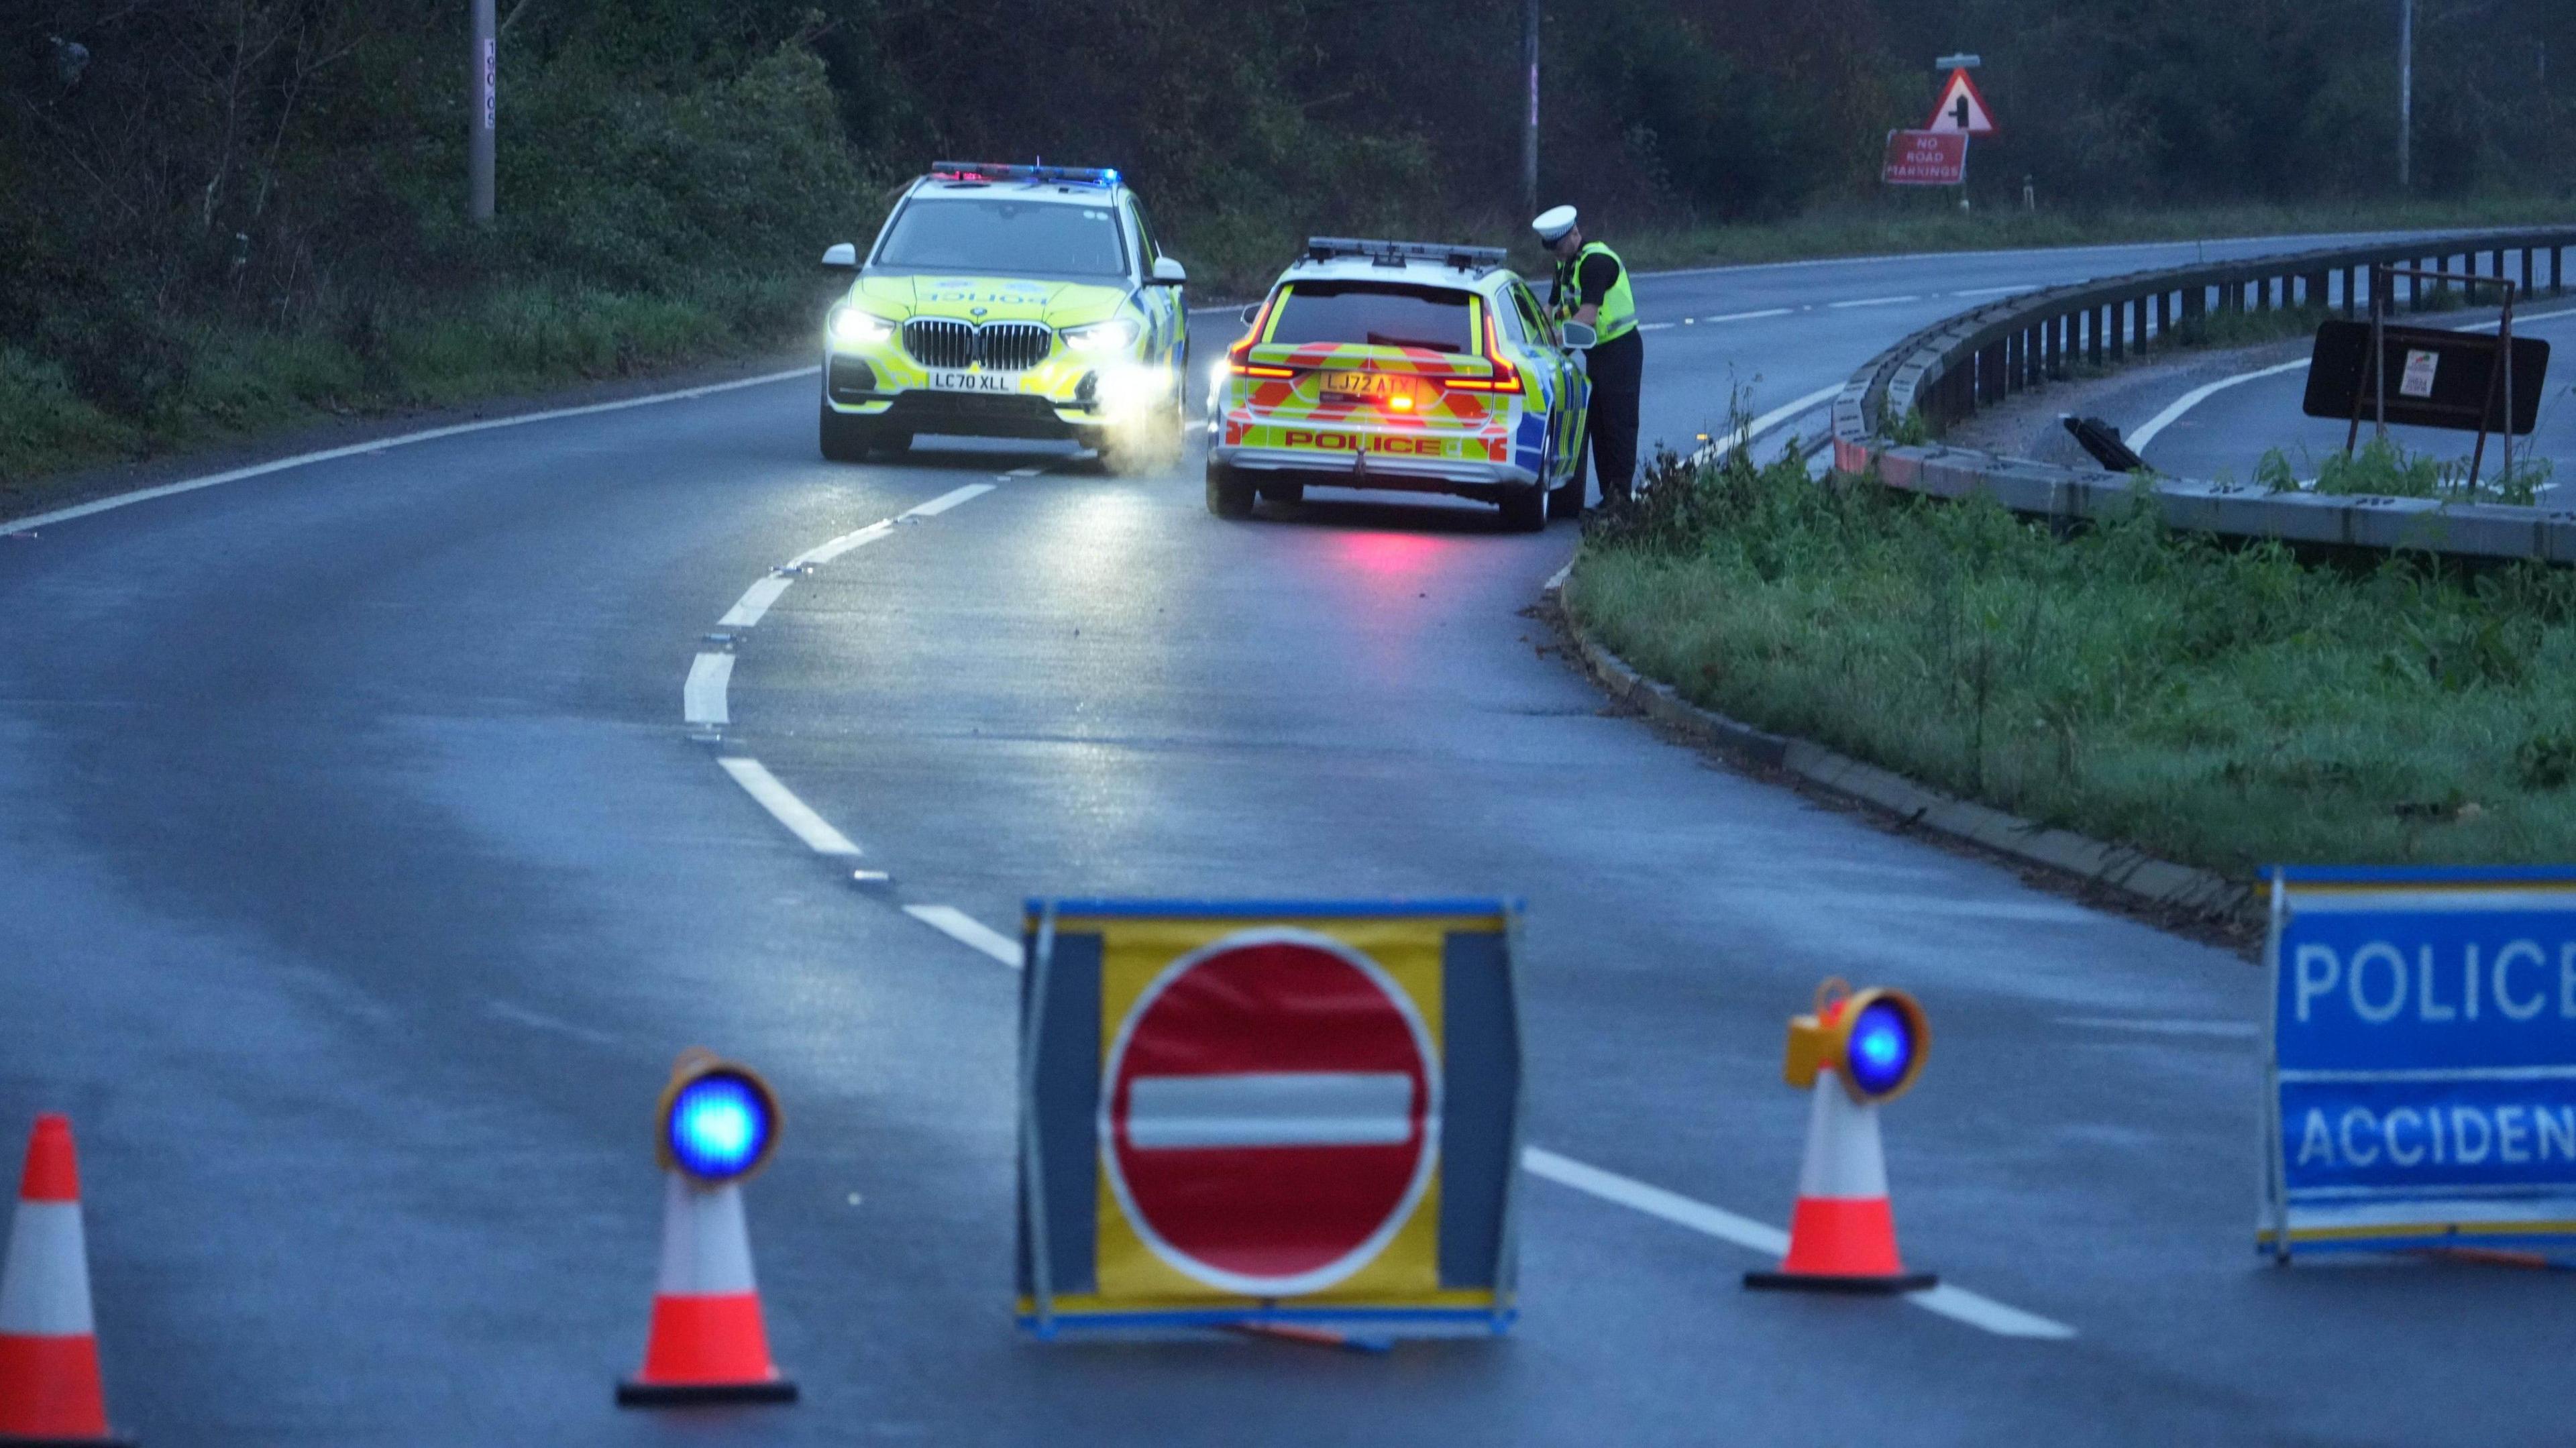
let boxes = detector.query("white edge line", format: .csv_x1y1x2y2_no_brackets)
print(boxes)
2,366,820,537
1542,557,1576,594
901,482,998,519
715,757,863,857
2128,359,2312,453
1519,1146,2076,1340
716,575,794,629
683,653,734,726
2127,304,2576,457
903,905,1022,968
1699,384,1844,464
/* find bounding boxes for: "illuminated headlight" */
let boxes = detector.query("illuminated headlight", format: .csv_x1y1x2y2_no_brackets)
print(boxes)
1063,317,1142,354
828,306,896,349
1097,364,1170,416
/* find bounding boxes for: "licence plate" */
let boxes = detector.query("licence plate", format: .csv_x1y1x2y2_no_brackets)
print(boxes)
926,370,1020,393
1318,370,1412,400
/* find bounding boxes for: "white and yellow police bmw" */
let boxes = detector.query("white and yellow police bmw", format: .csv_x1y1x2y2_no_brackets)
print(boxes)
818,162,1188,468
1205,238,1592,530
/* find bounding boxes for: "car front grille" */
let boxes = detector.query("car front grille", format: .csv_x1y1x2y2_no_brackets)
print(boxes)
902,319,1054,372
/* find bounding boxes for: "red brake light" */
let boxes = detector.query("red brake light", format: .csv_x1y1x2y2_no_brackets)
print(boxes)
1444,311,1521,392
1227,296,1294,378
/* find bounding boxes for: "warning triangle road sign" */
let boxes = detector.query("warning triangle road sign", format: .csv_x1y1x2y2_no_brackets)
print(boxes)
1926,68,1998,136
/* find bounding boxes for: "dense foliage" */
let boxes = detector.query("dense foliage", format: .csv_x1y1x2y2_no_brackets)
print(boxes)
3,0,2570,479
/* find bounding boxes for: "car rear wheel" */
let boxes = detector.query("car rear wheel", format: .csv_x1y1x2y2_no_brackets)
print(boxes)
1206,461,1256,518
1500,482,1547,533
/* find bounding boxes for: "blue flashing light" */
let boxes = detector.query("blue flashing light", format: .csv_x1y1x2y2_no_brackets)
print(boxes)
1845,1000,1916,1099
665,1071,775,1182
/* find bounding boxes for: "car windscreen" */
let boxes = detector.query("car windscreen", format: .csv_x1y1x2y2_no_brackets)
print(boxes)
1266,282,1477,354
874,197,1128,278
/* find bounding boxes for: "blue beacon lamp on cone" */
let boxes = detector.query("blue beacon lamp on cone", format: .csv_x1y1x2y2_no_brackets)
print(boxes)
1746,979,1935,1293
618,1050,796,1408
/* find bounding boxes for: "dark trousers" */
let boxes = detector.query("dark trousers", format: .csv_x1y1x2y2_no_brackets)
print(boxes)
1582,329,1644,504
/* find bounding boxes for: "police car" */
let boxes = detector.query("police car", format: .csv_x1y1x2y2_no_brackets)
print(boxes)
1204,238,1591,530
818,162,1188,467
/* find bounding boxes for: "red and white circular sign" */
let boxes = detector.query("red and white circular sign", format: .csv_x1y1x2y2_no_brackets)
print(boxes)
1099,927,1441,1296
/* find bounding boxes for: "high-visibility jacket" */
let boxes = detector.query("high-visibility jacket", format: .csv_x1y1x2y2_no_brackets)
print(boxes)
1554,241,1638,343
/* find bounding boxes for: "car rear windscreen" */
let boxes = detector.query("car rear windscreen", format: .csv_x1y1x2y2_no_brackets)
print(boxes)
875,197,1128,278
1266,282,1476,354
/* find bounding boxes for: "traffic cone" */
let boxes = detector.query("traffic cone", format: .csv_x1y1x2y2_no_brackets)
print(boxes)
616,1173,796,1406
0,1115,131,1445
1744,1075,1937,1294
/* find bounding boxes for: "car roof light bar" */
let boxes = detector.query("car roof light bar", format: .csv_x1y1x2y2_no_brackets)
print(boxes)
929,160,1120,186
1303,237,1509,272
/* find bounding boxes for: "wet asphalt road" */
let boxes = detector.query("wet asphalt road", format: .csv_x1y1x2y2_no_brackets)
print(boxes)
1,232,2568,1447
2137,302,2576,489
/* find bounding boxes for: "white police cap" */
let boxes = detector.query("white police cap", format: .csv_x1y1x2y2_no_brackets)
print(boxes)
1532,205,1579,243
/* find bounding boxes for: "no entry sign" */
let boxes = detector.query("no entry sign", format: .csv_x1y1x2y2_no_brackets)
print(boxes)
1102,930,1439,1296
1015,899,1525,1336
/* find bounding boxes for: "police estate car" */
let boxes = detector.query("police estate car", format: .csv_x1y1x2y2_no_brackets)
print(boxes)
818,162,1188,468
1205,238,1592,530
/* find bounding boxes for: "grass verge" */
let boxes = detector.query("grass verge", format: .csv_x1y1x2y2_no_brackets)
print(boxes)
1567,445,2576,879
0,271,814,515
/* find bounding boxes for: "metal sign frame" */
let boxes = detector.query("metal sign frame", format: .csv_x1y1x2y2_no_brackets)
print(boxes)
2355,264,2523,490
2261,866,2576,1262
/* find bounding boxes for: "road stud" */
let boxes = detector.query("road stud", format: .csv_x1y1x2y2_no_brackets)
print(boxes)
0,1114,132,1445
1745,979,1937,1294
616,1050,797,1407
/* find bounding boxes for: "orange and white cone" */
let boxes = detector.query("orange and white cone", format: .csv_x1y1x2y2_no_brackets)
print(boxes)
1744,1076,1937,1294
616,1173,796,1406
0,1115,131,1445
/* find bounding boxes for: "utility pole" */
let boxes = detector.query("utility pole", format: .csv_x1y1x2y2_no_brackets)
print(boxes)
471,0,496,223
1520,0,1540,221
2397,0,2413,190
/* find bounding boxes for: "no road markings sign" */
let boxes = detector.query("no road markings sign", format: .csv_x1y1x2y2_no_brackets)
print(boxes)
1016,899,1524,1336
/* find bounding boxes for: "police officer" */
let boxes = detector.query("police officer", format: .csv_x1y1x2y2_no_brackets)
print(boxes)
1534,205,1642,509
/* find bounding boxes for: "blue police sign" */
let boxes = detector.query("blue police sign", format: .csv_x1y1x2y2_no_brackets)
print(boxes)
2263,867,2576,1259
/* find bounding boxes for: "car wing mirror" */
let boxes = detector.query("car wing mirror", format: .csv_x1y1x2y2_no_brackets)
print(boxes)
820,242,858,270
1150,256,1187,286
1558,321,1598,350
1238,302,1261,326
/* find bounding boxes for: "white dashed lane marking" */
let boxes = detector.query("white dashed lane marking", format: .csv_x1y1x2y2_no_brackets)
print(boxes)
683,653,734,726
788,520,894,569
902,483,997,519
718,575,794,628
1829,294,1923,309
716,758,864,857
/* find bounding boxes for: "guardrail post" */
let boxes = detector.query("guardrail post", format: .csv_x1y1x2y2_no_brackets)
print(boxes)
2555,246,2565,296
2054,313,2070,380
2521,247,2534,298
